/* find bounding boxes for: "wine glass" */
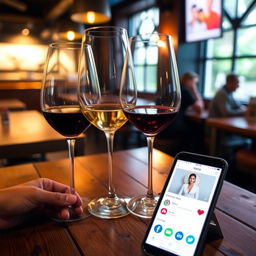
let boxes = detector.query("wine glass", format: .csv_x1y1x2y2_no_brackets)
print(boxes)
120,33,181,218
41,42,91,222
78,26,132,219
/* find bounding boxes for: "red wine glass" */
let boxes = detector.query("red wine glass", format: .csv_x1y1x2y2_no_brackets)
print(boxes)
41,42,90,222
120,33,181,218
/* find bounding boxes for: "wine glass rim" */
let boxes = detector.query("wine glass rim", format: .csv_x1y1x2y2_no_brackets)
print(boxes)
83,26,127,37
49,42,82,49
130,33,172,41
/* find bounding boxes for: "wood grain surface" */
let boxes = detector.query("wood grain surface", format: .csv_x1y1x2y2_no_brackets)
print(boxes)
0,147,255,256
206,117,256,138
0,110,85,158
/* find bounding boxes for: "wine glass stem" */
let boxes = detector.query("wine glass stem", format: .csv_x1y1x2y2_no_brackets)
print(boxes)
67,138,76,195
105,132,116,198
146,136,155,199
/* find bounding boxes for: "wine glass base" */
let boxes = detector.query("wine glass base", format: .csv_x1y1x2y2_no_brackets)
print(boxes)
51,197,90,223
88,196,130,219
127,195,159,219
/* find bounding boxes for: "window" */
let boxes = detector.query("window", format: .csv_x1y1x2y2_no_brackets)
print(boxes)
203,0,256,101
128,7,159,93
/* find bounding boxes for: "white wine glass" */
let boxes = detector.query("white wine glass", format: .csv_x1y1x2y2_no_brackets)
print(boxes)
41,42,91,222
120,33,181,218
78,26,132,219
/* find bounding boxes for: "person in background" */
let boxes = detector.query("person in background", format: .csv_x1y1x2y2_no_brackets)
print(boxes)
157,71,204,154
0,178,83,230
180,71,204,115
209,73,247,118
209,73,250,159
167,71,204,136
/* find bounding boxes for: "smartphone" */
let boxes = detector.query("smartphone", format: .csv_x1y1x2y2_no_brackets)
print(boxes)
142,152,228,256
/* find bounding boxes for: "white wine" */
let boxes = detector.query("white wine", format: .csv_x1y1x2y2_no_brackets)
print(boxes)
83,103,127,132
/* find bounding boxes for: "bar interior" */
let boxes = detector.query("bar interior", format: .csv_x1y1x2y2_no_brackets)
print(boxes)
0,0,255,255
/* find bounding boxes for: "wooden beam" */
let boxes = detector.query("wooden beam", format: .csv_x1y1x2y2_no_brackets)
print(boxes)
0,0,27,12
0,14,43,24
45,0,73,21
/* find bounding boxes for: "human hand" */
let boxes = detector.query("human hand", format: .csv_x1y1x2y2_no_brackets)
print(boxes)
0,178,83,229
191,101,204,115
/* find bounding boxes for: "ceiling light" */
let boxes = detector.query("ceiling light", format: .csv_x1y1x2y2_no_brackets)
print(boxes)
67,30,76,41
21,28,30,36
58,21,83,41
70,0,111,24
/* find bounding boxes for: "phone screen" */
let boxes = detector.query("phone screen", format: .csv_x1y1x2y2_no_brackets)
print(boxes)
145,159,222,256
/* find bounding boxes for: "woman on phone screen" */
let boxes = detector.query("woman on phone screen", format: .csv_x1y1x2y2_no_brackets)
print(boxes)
178,173,199,199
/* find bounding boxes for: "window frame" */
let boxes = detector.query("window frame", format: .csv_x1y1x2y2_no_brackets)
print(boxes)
201,0,256,101
128,7,159,94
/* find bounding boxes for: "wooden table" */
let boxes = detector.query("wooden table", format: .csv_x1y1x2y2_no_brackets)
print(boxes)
0,99,26,111
186,109,209,123
206,117,256,155
0,147,255,256
0,110,85,159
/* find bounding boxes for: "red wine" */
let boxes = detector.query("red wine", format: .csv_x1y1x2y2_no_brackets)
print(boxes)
43,106,90,138
124,106,177,136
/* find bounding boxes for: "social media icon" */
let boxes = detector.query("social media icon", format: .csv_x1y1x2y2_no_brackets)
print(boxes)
164,228,173,237
175,231,184,240
154,224,163,233
186,235,195,244
163,199,170,206
160,208,168,214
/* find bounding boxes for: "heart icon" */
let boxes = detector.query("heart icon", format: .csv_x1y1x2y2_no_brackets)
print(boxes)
197,209,204,215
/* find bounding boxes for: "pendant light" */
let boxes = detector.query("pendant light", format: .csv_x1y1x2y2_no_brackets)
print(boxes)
71,0,111,24
58,21,84,41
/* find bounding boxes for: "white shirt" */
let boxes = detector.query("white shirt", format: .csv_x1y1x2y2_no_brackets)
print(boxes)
178,184,199,199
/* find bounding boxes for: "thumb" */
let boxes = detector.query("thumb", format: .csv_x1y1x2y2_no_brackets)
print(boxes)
35,190,77,207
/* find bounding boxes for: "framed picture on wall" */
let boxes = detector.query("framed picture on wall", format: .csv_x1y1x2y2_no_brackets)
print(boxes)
185,0,223,43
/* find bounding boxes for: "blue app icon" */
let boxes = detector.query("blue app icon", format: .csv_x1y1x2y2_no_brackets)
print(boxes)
175,231,184,240
186,235,195,244
154,224,163,233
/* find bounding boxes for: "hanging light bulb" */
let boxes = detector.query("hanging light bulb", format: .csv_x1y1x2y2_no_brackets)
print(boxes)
71,0,111,24
67,31,76,40
21,28,30,36
58,21,83,41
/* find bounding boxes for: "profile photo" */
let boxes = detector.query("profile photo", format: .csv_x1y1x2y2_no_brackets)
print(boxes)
168,168,217,202
178,173,200,200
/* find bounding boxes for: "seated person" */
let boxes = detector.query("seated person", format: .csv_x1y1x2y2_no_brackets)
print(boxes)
157,72,204,154
181,71,204,115
209,73,247,117
208,73,250,155
170,71,204,135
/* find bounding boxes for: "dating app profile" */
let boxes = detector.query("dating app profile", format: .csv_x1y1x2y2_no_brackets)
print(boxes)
168,168,217,202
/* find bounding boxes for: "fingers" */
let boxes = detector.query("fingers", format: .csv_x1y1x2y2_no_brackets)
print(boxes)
58,208,70,220
58,206,83,220
73,192,83,208
41,178,70,193
35,189,78,207
25,178,71,194
23,178,84,214
40,179,83,207
40,179,83,208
